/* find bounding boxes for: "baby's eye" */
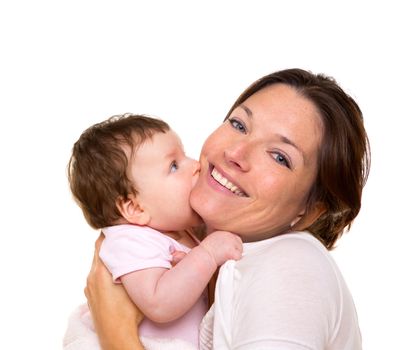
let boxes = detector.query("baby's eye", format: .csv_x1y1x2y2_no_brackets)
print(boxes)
228,118,247,133
170,160,179,173
270,152,291,169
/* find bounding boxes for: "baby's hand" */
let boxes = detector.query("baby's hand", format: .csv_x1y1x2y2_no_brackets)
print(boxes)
169,246,187,267
200,231,243,266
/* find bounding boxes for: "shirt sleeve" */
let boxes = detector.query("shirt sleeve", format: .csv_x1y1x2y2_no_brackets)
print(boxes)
99,227,184,282
231,237,342,350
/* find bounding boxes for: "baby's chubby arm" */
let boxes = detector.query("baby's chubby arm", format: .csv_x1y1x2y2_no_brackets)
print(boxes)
120,231,242,323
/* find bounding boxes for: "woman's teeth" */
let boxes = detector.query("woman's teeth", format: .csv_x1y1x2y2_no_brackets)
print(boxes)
211,168,247,197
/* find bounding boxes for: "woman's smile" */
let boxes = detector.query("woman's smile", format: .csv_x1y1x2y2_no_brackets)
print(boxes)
209,165,248,197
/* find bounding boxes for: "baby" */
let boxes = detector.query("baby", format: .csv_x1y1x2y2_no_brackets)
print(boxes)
65,113,242,349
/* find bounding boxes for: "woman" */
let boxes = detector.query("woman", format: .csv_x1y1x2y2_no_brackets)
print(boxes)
85,68,370,349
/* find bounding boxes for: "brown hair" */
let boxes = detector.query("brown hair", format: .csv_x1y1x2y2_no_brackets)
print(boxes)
226,69,370,249
68,113,170,229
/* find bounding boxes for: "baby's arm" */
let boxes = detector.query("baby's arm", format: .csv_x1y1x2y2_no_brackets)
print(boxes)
120,231,242,323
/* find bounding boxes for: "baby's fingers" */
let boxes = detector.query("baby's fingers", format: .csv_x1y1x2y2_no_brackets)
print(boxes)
170,250,187,267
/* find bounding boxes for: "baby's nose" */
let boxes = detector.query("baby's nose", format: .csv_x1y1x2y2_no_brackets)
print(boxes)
191,159,200,176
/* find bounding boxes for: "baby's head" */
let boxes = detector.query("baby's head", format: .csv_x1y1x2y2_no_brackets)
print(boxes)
68,113,201,231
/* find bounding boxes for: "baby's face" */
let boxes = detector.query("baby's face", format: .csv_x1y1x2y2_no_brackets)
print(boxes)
129,130,202,231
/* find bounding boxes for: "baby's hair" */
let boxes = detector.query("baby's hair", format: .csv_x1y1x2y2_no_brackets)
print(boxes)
68,113,170,229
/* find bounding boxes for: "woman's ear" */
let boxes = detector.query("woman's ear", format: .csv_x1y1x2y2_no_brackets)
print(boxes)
116,195,151,226
292,202,326,231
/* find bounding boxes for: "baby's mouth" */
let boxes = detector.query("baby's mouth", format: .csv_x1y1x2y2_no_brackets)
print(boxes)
210,167,248,197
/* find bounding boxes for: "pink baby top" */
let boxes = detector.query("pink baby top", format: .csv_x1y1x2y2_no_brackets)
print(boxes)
100,224,208,347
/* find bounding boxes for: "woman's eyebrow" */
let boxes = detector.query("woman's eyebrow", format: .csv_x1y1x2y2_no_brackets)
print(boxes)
239,104,253,118
276,133,306,164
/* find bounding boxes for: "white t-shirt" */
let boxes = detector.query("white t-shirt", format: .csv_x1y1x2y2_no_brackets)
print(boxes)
199,232,362,350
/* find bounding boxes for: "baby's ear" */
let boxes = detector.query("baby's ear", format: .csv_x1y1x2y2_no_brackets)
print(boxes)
116,195,151,226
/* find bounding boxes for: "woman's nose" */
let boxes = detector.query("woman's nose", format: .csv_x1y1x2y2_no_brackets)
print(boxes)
224,141,251,172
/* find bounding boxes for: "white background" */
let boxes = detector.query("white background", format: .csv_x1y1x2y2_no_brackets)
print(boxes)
1,1,418,349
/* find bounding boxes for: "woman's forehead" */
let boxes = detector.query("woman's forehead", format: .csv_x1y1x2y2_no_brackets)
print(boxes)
240,84,323,152
244,84,316,117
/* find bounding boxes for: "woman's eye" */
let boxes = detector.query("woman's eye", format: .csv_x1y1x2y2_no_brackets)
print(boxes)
228,118,246,133
270,152,291,168
170,161,179,173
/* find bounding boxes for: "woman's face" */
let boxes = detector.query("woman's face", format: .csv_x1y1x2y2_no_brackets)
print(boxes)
190,84,324,242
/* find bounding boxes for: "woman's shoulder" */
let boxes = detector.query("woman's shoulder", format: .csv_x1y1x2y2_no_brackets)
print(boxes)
272,232,329,256
240,232,342,288
243,232,329,260
236,232,346,315
233,232,360,348
229,234,360,349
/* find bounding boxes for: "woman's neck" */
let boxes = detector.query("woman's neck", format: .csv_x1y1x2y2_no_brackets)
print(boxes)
162,230,198,248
